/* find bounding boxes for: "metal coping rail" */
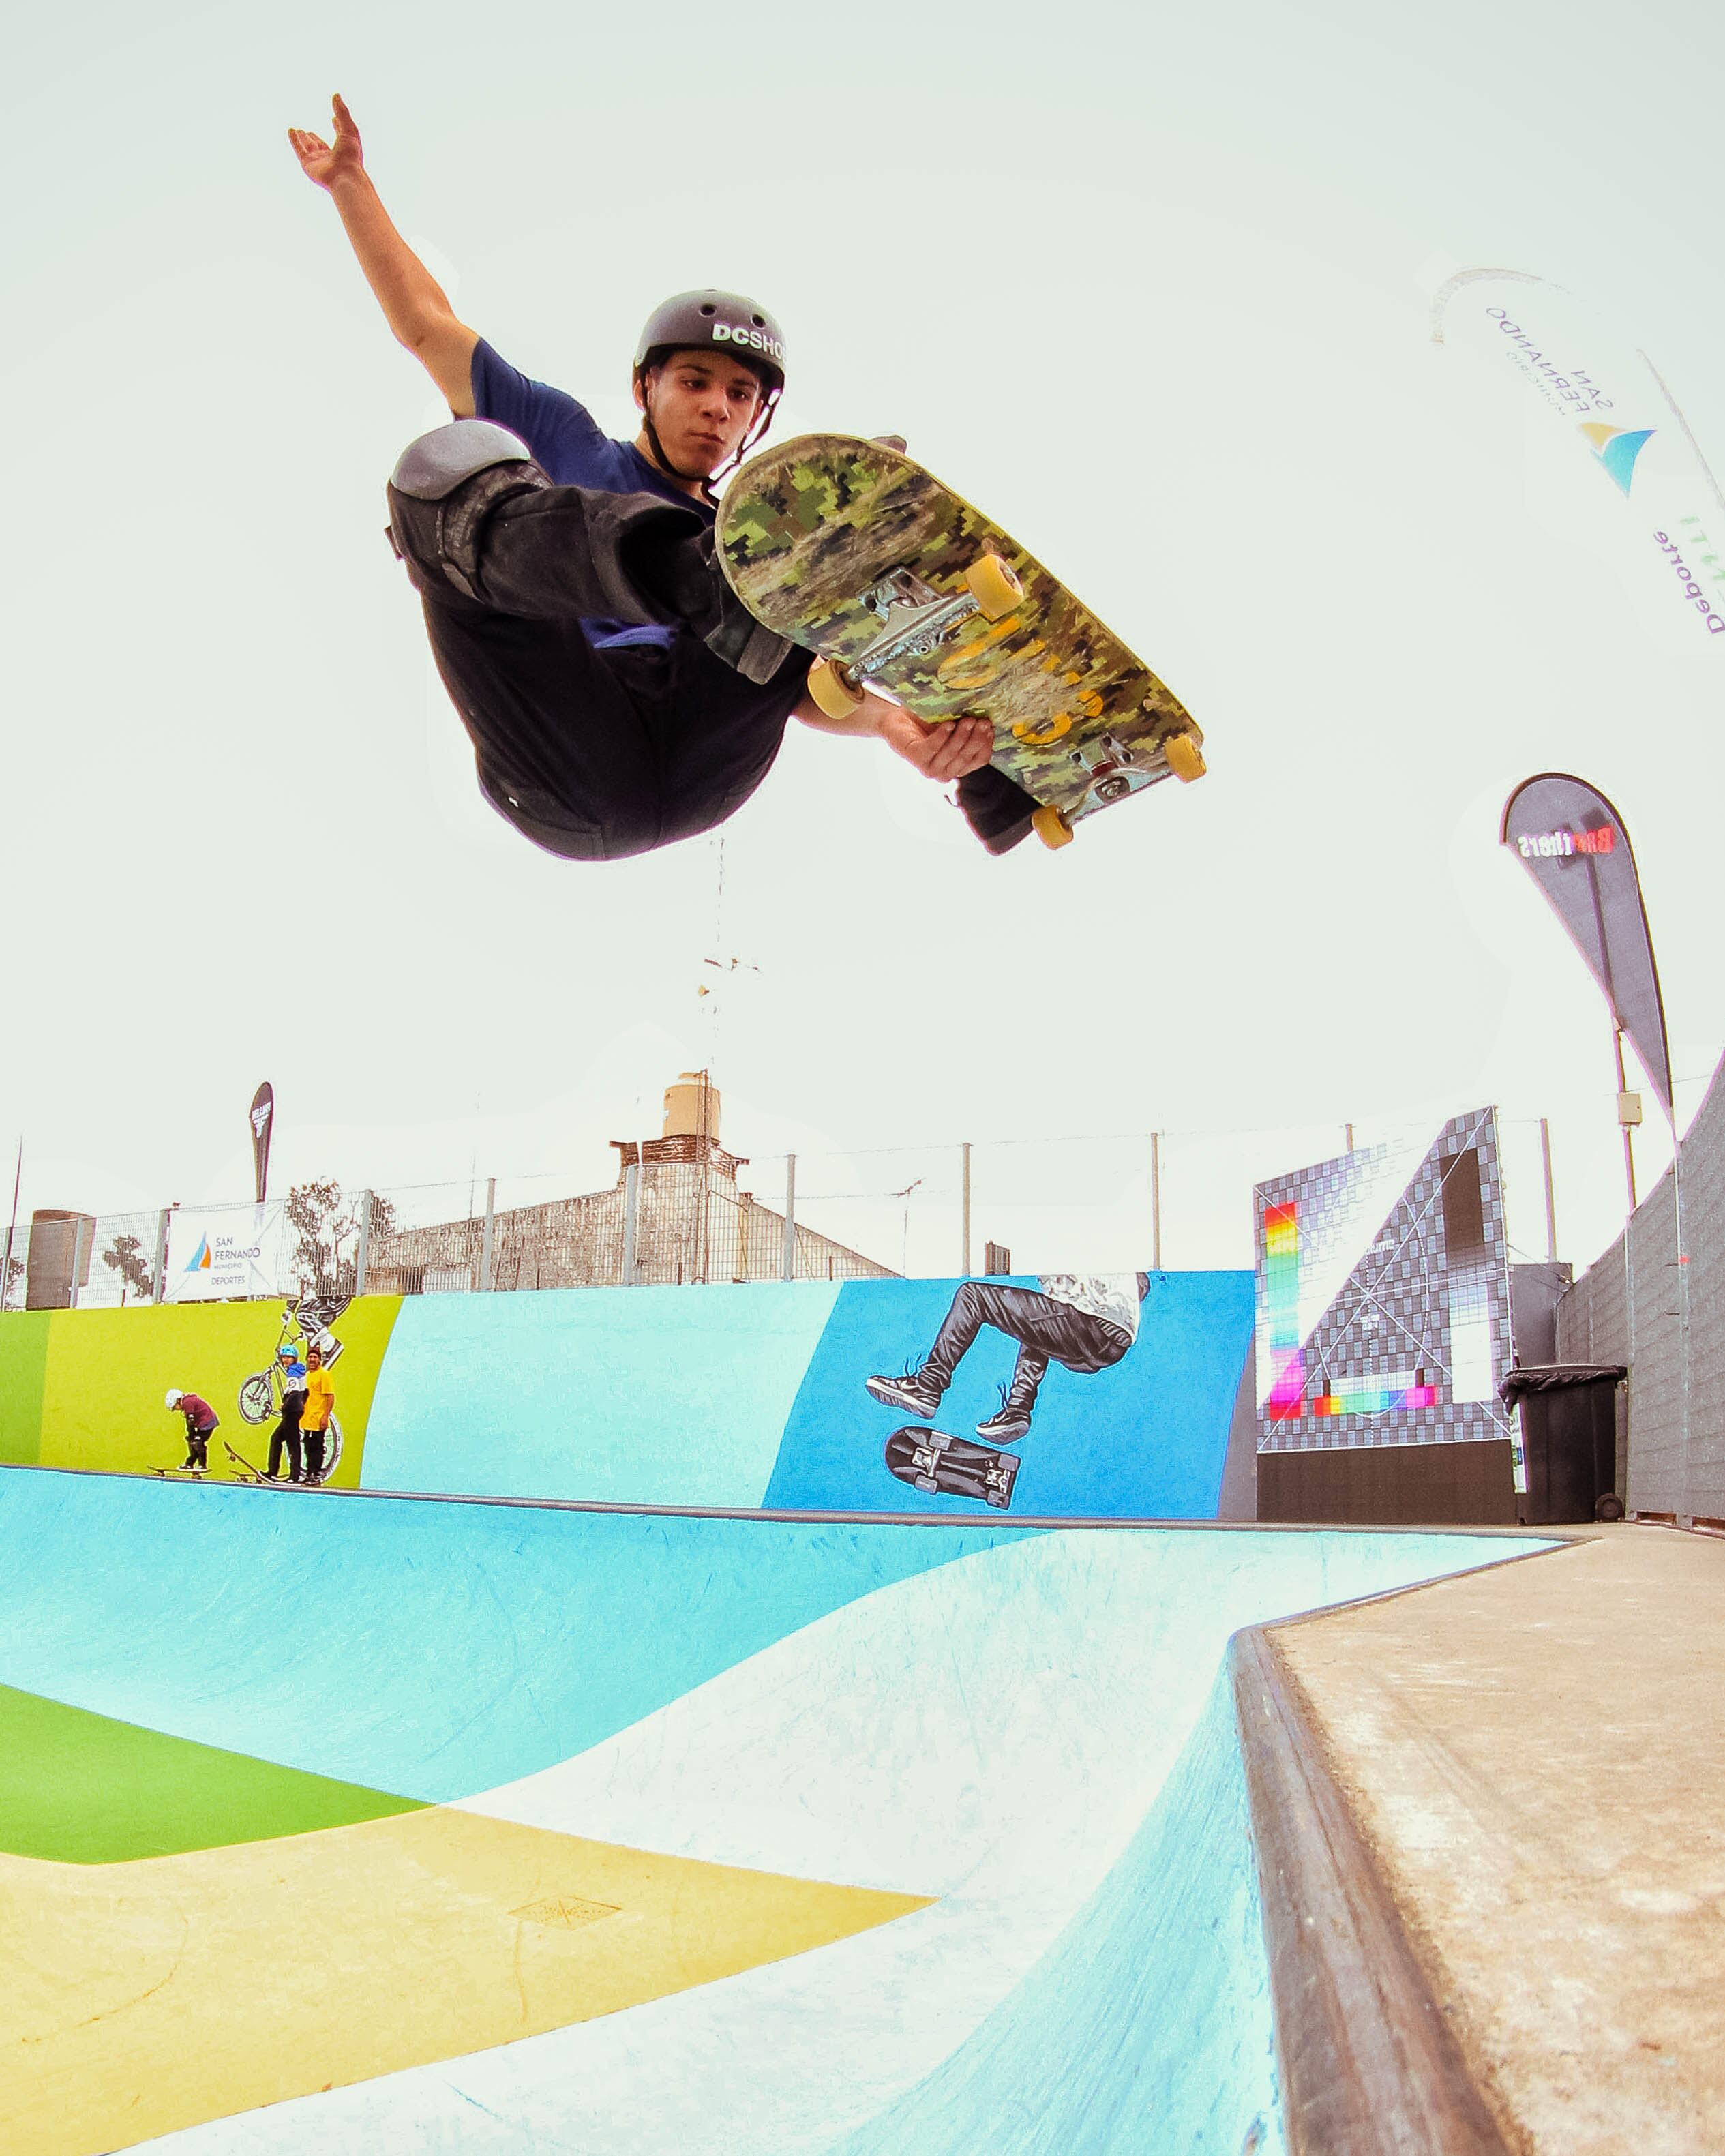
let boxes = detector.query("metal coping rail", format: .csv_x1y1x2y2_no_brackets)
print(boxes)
0,1461,1587,1538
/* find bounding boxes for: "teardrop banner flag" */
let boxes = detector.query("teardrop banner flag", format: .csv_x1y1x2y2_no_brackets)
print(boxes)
1499,775,1672,1122
1432,268,1725,647
249,1083,275,1207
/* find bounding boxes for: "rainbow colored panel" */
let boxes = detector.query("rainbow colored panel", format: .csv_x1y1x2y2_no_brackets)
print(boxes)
1309,1377,1438,1416
1263,1202,1304,1419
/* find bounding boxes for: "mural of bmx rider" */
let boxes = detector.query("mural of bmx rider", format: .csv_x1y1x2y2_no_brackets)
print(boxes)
867,1274,1151,1444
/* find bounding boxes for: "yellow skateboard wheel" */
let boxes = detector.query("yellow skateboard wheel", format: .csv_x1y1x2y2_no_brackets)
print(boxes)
808,655,865,719
1163,730,1206,783
964,553,1024,621
1032,804,1075,850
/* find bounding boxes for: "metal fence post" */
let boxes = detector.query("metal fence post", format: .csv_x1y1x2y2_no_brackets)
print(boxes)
152,1208,170,1304
782,1154,796,1281
1150,1132,1162,1270
354,1191,373,1298
479,1177,496,1291
622,1162,640,1285
961,1142,972,1277
69,1214,91,1311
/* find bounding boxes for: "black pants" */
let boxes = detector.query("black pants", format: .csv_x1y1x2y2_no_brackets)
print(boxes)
301,1425,327,1482
395,481,810,862
921,1282,1132,1397
267,1409,303,1481
183,1429,212,1471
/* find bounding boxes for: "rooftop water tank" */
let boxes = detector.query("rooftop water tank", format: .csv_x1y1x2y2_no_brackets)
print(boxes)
663,1071,719,1143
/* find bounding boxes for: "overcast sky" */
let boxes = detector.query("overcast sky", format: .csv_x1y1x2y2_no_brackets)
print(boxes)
3,0,1722,1280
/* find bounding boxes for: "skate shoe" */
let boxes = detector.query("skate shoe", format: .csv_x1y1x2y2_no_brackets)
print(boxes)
976,1374,1039,1445
865,1368,946,1419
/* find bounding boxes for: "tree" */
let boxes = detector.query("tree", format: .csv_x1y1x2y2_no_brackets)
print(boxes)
284,1182,397,1296
102,1231,155,1305
2,1250,21,1311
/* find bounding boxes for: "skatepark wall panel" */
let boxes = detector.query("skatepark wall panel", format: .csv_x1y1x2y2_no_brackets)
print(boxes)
1557,1045,1725,1522
0,1313,50,1465
359,1281,844,1506
1,1274,1257,1518
1255,1436,1518,1525
763,1272,1256,1519
20,1296,402,1484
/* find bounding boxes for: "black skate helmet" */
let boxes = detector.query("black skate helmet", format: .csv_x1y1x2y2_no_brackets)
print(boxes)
633,289,787,489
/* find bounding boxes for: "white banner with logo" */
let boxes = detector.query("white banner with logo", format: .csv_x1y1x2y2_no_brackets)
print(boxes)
165,1203,288,1302
1432,267,1725,650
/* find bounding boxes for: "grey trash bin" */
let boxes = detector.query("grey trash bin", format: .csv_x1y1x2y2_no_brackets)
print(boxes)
1499,1363,1626,1525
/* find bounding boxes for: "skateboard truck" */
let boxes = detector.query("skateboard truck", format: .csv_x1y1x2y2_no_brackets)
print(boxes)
805,553,1025,719
910,1428,952,1491
852,569,983,680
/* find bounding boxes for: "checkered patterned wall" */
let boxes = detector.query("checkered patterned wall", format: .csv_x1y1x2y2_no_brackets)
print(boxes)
1254,1110,1514,1453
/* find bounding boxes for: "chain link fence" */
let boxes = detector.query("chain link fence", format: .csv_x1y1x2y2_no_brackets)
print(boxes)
1,1110,1574,1311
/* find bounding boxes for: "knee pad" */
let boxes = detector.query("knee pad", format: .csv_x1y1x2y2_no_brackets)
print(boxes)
391,420,533,500
386,421,550,601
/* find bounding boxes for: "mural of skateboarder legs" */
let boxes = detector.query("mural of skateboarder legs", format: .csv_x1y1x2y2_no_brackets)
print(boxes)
867,1274,1150,1443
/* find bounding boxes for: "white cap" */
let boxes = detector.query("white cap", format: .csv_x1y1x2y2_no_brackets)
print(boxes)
165,1388,184,1410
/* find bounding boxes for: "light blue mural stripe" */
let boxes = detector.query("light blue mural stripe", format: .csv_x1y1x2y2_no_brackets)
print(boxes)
363,1282,843,1505
0,1470,1025,1804
824,1664,1284,2156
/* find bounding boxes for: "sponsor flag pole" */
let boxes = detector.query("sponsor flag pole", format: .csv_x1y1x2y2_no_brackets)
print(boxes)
3,1137,20,1311
1500,773,1672,1218
249,1083,275,1227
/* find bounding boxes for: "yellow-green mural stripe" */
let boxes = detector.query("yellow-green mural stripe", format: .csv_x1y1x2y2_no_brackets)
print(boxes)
33,1295,403,1484
0,1313,50,1466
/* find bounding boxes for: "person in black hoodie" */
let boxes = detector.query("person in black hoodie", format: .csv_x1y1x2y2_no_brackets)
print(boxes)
265,1348,309,1483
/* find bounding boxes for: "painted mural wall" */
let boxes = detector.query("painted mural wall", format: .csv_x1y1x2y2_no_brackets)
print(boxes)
0,1272,1254,1519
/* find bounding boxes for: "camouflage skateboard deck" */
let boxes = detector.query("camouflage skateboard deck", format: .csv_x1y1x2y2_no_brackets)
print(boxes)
717,434,1205,845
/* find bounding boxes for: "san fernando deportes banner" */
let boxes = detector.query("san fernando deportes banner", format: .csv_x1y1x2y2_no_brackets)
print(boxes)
166,1202,289,1303
1432,267,1725,649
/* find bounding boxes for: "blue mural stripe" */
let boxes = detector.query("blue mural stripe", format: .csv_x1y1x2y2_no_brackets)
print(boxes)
764,1273,1254,1517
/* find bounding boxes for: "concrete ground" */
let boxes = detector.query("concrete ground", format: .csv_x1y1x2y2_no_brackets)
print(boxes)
1273,1525,1725,2156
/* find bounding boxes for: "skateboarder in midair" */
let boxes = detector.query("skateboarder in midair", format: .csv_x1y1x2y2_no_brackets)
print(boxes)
288,98,1036,860
867,1275,1151,1443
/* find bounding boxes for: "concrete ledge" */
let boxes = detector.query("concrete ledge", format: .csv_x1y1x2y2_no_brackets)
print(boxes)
1231,1626,1514,2155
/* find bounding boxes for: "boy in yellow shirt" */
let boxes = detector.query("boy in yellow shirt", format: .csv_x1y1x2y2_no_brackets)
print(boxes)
301,1345,338,1486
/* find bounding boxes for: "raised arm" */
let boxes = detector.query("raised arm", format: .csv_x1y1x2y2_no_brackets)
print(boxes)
288,95,479,415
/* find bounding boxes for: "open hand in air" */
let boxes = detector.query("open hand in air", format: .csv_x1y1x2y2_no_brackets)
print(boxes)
288,93,364,190
877,707,995,783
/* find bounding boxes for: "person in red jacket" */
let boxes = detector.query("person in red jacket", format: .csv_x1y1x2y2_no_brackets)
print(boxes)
165,1388,220,1474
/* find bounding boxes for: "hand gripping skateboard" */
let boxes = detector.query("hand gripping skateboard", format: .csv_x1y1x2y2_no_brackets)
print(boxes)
717,434,1205,849
884,1426,1021,1509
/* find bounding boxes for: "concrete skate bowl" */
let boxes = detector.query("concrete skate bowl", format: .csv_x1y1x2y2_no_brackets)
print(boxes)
0,1467,1550,2155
